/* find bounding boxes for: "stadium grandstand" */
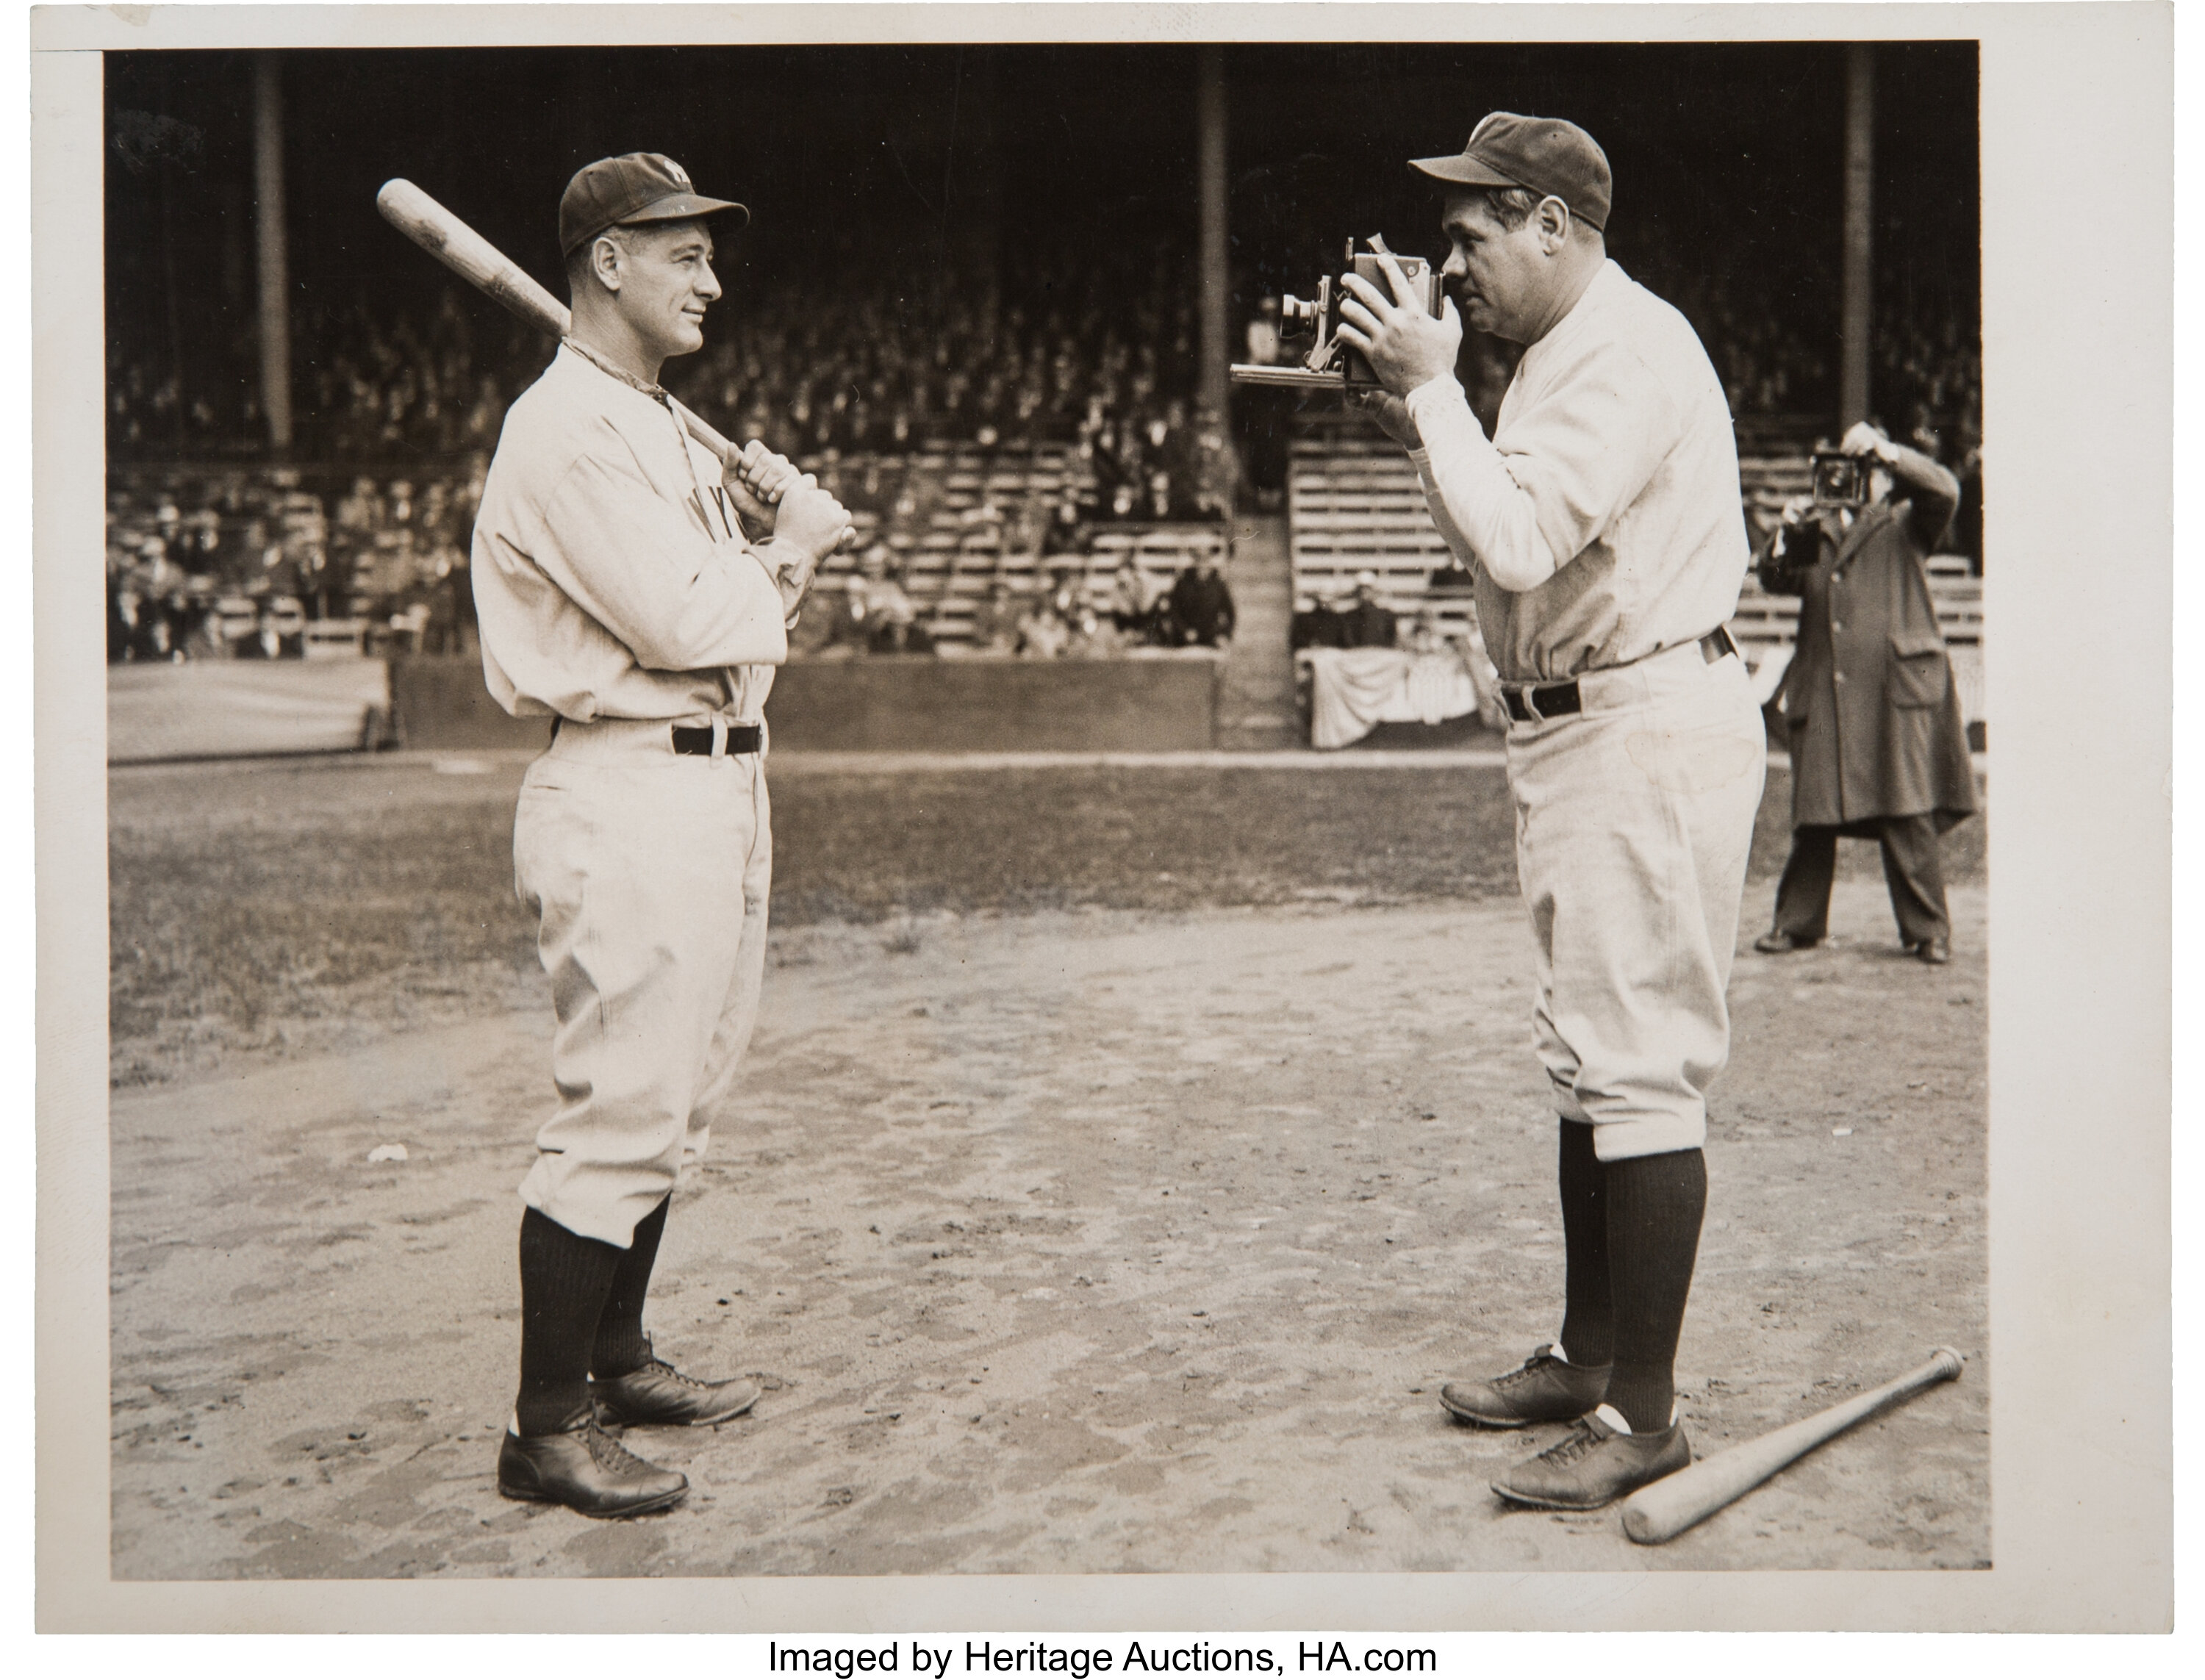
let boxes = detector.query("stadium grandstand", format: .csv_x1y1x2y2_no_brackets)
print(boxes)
103,41,1982,753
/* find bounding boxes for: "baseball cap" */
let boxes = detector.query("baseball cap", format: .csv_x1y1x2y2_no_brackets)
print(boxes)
1410,112,1612,231
559,153,747,256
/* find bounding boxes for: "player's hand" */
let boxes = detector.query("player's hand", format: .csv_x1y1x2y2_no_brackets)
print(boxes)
1351,386,1424,449
1333,243,1463,400
734,439,804,502
1838,420,1896,462
770,478,855,564
721,440,803,536
1777,492,1815,526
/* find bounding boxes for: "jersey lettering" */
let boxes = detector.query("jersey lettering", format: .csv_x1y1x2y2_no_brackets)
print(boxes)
693,484,744,542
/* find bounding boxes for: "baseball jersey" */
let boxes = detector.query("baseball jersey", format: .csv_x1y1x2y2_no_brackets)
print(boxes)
1403,259,1748,684
473,343,788,723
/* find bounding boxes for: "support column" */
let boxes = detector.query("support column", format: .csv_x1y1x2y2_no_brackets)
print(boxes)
1839,43,1874,429
254,51,294,453
1196,46,1230,422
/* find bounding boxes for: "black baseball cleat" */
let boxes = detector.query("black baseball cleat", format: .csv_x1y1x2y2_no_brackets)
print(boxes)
1912,937,1951,965
592,1357,762,1429
1490,1407,1691,1510
497,1408,689,1518
1439,1344,1611,1428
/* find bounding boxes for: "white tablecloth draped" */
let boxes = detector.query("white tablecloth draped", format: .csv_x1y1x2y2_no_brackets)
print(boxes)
1305,646,1494,750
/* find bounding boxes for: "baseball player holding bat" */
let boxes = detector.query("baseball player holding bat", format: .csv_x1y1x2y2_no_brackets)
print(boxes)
472,153,852,1518
1335,114,1765,1510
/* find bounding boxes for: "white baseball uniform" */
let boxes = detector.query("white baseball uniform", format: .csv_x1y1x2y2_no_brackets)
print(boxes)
473,342,789,1246
1403,259,1765,1162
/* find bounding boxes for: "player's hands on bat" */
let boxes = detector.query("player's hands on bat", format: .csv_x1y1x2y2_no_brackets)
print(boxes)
756,478,850,620
734,439,805,503
1334,242,1463,401
719,441,803,537
767,481,851,564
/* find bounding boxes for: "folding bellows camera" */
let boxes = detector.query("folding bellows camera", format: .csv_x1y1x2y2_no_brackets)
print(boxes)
1810,452,1873,509
1231,240,1445,392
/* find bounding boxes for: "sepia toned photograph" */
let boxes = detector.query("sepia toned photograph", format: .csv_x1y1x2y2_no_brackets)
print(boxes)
35,1,2172,1634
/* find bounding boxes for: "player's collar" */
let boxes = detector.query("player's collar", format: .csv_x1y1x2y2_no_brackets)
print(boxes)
562,336,671,406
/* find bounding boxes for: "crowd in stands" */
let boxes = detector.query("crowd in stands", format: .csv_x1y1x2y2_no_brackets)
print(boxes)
304,294,549,461
105,465,480,664
793,541,1236,661
105,220,1987,658
1291,571,1417,653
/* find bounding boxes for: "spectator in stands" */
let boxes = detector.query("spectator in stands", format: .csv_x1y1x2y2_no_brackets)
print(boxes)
1401,603,1455,656
1188,402,1242,520
1164,550,1235,649
1015,582,1074,658
1750,420,1976,964
801,572,874,659
1103,558,1160,644
1041,497,1091,559
1288,586,1332,644
1427,557,1477,593
971,578,1025,656
854,545,934,656
1291,590,1349,652
1338,571,1399,649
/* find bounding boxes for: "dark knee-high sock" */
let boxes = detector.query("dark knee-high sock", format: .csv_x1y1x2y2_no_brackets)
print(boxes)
1603,1147,1708,1432
515,1205,623,1436
1557,1120,1613,1367
592,1194,670,1381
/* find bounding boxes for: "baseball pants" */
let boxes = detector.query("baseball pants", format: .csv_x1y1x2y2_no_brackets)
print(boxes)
512,717,773,1248
1505,642,1767,1162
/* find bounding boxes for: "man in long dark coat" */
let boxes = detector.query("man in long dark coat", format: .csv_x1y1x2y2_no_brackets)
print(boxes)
1751,420,1977,963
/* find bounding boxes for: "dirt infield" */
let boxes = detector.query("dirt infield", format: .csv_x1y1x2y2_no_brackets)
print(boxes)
108,752,1988,1578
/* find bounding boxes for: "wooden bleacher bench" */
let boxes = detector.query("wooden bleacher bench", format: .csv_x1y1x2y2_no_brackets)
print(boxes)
792,443,1226,653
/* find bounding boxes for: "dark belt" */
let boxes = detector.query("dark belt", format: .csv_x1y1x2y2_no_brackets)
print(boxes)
1502,625,1738,724
672,723,763,756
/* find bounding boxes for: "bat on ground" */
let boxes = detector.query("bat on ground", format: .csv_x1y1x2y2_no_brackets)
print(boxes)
1619,1346,1965,1545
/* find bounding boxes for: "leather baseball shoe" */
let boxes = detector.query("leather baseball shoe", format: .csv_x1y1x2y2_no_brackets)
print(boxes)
592,1357,762,1429
1913,938,1951,965
1491,1406,1691,1510
497,1408,689,1518
1439,1344,1611,1428
1753,930,1818,954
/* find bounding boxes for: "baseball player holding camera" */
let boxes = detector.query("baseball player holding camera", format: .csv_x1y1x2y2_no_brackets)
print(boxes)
1335,112,1765,1510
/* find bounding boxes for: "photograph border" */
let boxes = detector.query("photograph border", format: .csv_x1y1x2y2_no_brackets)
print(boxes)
35,1,2175,1634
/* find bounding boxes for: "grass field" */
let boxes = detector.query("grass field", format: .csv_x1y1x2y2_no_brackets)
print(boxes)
107,751,1986,1087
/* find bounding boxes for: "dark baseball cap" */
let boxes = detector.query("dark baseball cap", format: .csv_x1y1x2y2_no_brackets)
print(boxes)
559,152,748,256
1410,112,1611,231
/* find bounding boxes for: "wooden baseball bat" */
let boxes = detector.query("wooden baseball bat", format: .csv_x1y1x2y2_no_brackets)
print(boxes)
374,177,737,465
1620,1346,1965,1545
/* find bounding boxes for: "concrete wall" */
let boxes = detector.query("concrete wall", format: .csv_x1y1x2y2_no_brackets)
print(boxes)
388,657,551,753
385,653,1222,754
766,655,1222,752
